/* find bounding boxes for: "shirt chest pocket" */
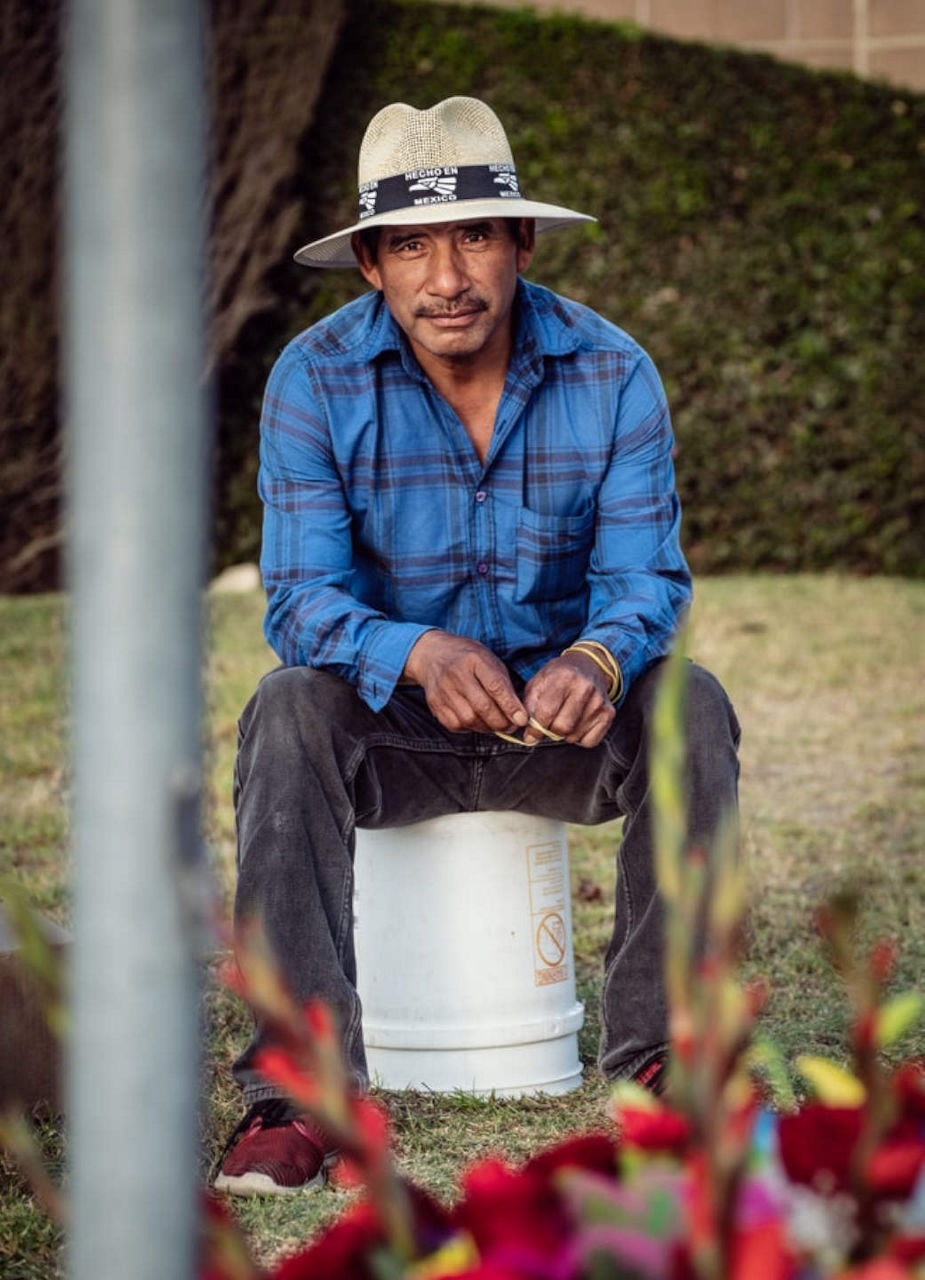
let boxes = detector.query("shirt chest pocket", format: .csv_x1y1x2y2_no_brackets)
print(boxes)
514,505,596,604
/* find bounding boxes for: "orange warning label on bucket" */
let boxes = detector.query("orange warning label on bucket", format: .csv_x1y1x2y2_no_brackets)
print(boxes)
536,911,566,966
527,842,569,986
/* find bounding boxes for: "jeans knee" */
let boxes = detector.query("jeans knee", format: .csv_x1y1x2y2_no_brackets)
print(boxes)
239,666,354,759
685,664,739,753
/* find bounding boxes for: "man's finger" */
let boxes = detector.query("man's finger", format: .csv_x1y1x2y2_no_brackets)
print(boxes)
426,688,466,733
435,661,526,734
575,704,616,749
411,632,527,734
477,670,528,730
432,655,524,734
547,686,599,742
521,685,571,744
527,674,594,738
460,682,519,732
526,671,613,744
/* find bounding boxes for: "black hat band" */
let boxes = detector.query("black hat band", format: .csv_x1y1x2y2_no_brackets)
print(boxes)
358,163,523,221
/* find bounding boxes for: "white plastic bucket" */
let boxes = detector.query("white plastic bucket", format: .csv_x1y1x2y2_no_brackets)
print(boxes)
353,811,584,1097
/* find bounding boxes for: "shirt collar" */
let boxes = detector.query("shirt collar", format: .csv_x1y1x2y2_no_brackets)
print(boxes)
363,278,584,385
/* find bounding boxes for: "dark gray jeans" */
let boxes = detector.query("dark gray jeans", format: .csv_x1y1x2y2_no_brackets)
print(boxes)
231,660,740,1102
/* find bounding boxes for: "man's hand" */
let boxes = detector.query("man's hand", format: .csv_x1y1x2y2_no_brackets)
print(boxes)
404,631,529,735
521,651,615,748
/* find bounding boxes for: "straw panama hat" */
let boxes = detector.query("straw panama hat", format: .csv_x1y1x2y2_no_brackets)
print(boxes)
294,96,595,269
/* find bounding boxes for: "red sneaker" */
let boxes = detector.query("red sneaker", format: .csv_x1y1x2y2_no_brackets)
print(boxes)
632,1054,668,1097
214,1098,338,1197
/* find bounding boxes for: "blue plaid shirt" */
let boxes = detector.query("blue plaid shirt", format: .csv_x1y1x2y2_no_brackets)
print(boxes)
259,278,691,712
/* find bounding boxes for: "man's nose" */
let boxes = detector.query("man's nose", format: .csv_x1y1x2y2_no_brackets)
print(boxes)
425,240,469,296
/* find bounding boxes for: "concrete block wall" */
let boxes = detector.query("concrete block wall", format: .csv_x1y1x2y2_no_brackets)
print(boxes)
437,0,925,91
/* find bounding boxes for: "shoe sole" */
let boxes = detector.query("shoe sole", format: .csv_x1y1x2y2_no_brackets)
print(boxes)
213,1153,337,1198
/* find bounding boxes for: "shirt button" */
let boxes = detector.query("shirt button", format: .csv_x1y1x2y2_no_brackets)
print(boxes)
475,489,487,503
476,561,489,575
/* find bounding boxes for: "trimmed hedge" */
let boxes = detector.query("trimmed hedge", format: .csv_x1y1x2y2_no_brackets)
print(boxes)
215,0,925,576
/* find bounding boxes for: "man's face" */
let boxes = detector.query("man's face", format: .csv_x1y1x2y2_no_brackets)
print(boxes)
353,217,535,366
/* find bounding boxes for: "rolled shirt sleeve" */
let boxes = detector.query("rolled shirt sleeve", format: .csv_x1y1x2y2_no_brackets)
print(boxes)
576,351,692,702
259,349,434,711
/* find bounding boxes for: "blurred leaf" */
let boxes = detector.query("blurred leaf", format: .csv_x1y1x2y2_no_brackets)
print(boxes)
200,1192,261,1280
795,1055,866,1106
0,879,68,1038
707,814,747,938
406,1232,479,1279
0,1109,68,1228
651,638,688,905
610,1080,662,1115
874,991,923,1049
226,921,416,1264
746,1033,798,1112
717,977,751,1049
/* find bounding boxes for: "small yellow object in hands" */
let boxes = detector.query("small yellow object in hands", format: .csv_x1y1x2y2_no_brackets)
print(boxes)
494,716,563,746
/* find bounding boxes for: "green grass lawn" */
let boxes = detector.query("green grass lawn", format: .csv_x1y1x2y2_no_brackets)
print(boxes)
1,576,924,1274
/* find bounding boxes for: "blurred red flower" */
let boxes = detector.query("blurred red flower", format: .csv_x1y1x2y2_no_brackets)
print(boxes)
865,1139,925,1198
618,1106,692,1153
778,1106,863,1191
269,1203,382,1280
728,1220,797,1280
524,1132,617,1179
893,1063,925,1121
454,1157,570,1265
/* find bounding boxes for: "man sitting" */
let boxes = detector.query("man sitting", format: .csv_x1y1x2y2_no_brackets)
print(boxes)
215,95,740,1197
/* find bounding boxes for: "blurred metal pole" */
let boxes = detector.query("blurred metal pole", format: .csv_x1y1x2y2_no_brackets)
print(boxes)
64,1,208,1277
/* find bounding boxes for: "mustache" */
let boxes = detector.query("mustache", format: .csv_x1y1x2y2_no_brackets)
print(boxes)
415,296,489,318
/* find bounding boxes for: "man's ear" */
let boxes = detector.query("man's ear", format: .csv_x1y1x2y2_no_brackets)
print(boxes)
516,218,536,273
352,232,383,290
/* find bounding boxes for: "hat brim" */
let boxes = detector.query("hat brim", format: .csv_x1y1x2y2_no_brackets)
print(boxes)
293,198,596,269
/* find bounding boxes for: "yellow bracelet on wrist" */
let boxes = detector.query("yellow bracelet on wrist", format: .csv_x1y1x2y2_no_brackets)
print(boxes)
562,644,618,698
560,642,623,703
